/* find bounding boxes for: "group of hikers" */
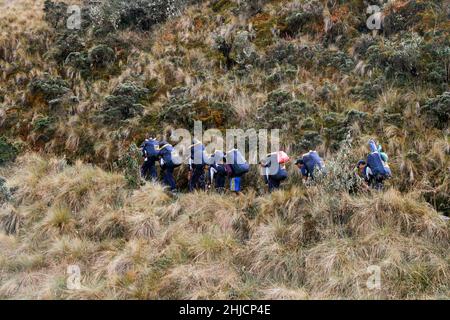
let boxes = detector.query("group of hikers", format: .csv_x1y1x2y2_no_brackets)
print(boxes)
140,138,392,194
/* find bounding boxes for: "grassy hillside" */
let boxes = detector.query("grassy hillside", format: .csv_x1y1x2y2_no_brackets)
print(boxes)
0,0,449,299
0,154,449,299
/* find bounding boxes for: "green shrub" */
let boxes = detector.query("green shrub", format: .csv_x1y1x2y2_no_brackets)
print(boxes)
28,76,71,103
115,144,142,189
421,92,450,130
383,0,427,36
366,33,423,80
92,0,190,31
160,88,235,128
279,0,323,37
32,116,57,143
256,90,316,131
97,82,150,125
88,45,116,69
319,50,355,73
0,177,11,204
0,137,18,166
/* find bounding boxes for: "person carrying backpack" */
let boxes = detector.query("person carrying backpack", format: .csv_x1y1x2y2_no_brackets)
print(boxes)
207,150,227,193
140,138,160,180
226,149,250,193
260,151,290,192
295,150,325,181
188,139,207,192
159,141,181,193
366,139,392,190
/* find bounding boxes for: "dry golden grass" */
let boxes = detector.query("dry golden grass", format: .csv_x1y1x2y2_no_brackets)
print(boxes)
0,0,449,300
0,154,448,299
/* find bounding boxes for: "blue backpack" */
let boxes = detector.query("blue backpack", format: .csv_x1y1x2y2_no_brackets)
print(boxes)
142,139,160,159
227,149,250,177
303,151,324,176
273,167,288,181
367,152,389,177
159,144,182,167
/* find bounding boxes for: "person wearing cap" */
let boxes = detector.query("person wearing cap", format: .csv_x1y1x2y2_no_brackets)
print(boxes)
140,138,160,181
159,141,178,192
295,151,325,181
188,139,207,192
207,150,227,193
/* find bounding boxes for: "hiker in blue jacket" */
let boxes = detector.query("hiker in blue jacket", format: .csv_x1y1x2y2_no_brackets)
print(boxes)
366,140,391,190
260,152,289,193
295,151,325,181
226,149,250,193
188,140,207,192
159,141,179,192
140,138,160,180
207,150,227,193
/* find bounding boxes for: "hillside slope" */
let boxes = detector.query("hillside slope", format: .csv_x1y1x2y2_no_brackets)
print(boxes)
0,0,449,299
0,154,449,299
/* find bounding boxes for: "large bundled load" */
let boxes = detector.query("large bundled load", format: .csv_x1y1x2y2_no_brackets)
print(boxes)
141,138,160,160
226,149,250,177
262,151,290,181
367,140,391,177
190,141,208,166
159,143,182,167
302,150,324,176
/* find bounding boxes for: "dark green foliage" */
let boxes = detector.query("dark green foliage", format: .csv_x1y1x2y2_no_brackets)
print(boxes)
211,0,234,12
323,110,369,150
97,82,150,125
256,90,316,130
266,67,297,87
88,45,116,69
65,51,91,76
50,32,85,64
297,131,322,152
423,38,450,86
94,0,189,31
350,77,385,101
279,0,323,37
0,137,18,166
0,177,11,204
264,42,325,70
32,116,57,143
160,87,235,128
421,92,450,129
384,113,404,127
115,143,142,189
319,50,355,73
353,34,376,58
43,0,68,29
383,0,427,36
366,33,424,81
28,76,71,103
281,1,323,37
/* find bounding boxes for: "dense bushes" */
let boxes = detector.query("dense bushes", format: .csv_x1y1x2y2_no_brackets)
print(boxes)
97,82,151,125
28,76,71,104
0,137,17,166
256,90,316,131
160,88,235,128
279,0,323,37
421,92,450,130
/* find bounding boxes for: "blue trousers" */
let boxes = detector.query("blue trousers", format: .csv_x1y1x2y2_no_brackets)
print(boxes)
267,177,281,193
141,159,157,180
162,165,176,191
189,164,206,192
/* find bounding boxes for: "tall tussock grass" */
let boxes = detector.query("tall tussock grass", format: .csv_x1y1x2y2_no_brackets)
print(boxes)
0,154,448,299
